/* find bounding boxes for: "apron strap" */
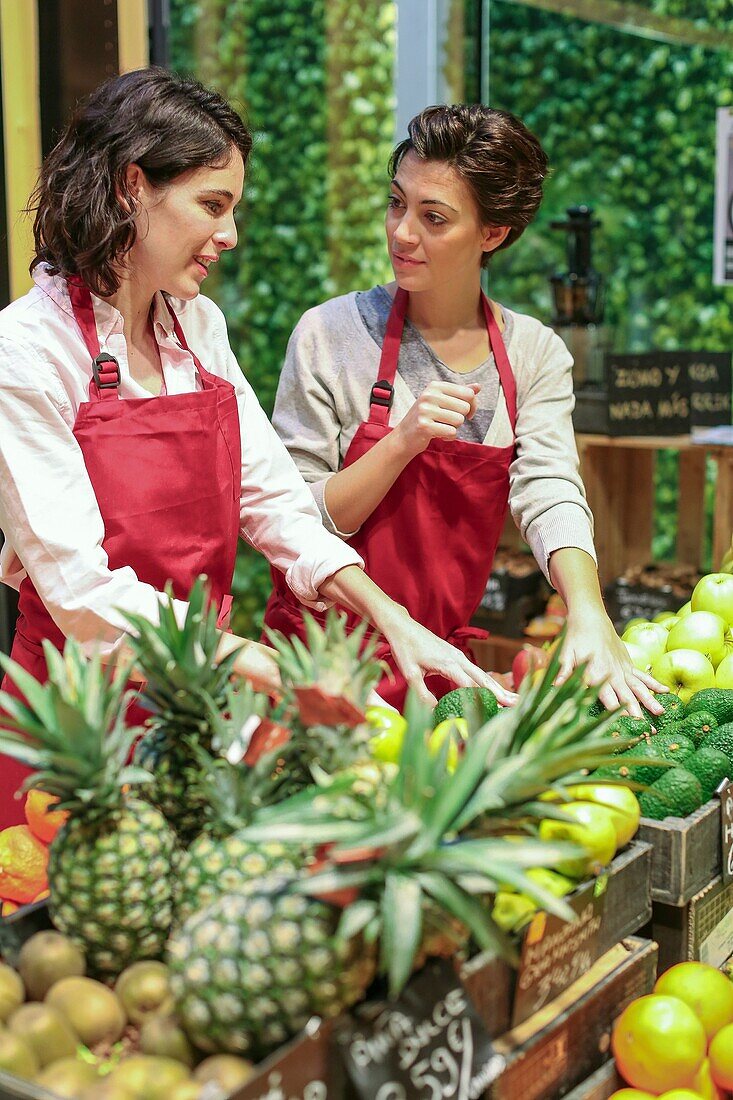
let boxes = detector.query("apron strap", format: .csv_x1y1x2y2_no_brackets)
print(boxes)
169,309,218,386
67,279,121,401
369,287,518,433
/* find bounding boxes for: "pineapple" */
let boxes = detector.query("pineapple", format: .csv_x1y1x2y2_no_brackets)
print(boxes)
0,641,178,976
168,650,628,1055
174,681,311,925
122,577,243,842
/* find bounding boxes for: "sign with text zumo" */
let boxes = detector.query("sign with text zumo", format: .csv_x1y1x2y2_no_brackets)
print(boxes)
605,351,731,435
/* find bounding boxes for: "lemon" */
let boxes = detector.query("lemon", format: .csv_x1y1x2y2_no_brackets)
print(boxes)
428,718,468,772
366,706,407,764
539,801,618,877
566,783,641,848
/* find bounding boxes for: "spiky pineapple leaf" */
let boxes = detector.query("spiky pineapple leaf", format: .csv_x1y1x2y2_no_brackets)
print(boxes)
418,871,519,965
381,872,423,997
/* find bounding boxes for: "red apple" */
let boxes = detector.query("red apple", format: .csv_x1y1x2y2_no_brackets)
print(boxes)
511,645,549,689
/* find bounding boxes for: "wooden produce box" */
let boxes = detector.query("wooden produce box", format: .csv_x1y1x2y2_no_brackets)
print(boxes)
564,1060,624,1100
651,874,733,975
462,841,652,1036
487,937,657,1100
637,798,722,906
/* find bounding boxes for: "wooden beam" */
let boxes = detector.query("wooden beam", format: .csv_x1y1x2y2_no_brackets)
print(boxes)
118,0,149,74
0,0,40,301
495,0,733,51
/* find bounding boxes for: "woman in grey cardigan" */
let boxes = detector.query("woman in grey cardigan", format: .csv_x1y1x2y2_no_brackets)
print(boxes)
264,103,665,716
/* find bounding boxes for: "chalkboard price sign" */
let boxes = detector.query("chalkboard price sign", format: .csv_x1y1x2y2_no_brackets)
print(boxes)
511,874,608,1025
717,778,733,886
338,959,505,1100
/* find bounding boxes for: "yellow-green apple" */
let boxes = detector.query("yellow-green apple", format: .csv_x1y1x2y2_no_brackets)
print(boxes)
565,784,641,848
650,649,716,703
666,611,728,668
624,616,651,631
716,652,733,688
677,601,692,618
652,611,678,629
621,622,669,664
538,801,618,877
691,573,733,627
623,641,653,673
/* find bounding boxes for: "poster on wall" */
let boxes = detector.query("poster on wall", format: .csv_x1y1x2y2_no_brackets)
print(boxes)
714,107,733,286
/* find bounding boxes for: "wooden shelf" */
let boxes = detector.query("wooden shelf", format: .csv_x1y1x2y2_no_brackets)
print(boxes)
575,432,733,584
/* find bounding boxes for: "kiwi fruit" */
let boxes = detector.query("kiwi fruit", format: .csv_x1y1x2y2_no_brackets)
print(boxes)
139,1016,196,1067
18,930,85,1000
34,1056,99,1097
0,962,24,1022
107,1054,191,1099
8,1002,77,1066
46,976,126,1046
114,961,173,1025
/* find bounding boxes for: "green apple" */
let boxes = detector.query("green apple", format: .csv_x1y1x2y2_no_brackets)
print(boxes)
624,616,651,631
538,801,618,877
691,573,733,628
623,641,653,673
621,621,669,664
566,784,641,848
716,652,733,688
650,649,716,704
677,601,692,618
666,611,728,668
652,611,678,629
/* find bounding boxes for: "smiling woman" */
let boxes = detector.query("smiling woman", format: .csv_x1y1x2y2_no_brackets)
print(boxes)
0,70,501,828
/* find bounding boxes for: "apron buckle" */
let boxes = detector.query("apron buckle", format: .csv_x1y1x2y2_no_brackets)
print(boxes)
370,379,394,408
92,352,121,389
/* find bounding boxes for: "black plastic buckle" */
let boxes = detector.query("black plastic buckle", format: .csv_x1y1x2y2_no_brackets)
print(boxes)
370,379,394,408
92,352,121,389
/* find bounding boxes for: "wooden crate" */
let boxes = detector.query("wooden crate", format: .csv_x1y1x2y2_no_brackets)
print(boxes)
651,874,733,974
564,1060,624,1100
487,937,657,1100
462,841,652,1036
637,798,721,906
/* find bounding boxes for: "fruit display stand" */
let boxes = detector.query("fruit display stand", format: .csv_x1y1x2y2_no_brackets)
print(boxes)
637,797,723,906
576,433,733,588
650,873,733,975
487,937,657,1100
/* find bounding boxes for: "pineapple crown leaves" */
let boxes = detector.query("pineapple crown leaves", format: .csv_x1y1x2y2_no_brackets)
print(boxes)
122,576,242,728
264,609,384,714
0,640,151,814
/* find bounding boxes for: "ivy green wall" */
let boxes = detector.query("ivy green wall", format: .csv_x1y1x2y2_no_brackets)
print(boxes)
169,0,395,636
472,2,733,565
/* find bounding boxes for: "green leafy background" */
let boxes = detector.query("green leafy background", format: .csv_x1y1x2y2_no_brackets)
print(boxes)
170,0,732,635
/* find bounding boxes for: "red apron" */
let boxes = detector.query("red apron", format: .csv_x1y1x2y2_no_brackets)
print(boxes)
263,287,517,709
0,282,241,827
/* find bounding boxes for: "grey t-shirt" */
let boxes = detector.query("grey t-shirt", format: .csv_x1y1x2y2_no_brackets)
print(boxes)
355,284,512,443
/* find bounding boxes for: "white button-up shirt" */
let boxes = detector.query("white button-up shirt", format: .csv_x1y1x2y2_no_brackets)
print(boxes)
0,268,362,655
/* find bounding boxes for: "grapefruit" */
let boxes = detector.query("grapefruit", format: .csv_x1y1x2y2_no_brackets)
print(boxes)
654,962,733,1042
709,1022,733,1091
612,994,706,1093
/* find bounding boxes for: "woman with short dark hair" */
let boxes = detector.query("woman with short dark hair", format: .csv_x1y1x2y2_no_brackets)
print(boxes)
0,73,498,826
264,103,666,715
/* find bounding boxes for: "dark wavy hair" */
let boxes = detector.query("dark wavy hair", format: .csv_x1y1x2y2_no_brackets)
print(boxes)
29,67,252,296
389,104,549,267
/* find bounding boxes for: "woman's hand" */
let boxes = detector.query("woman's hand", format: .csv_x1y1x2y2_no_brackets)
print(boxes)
393,381,480,459
381,605,518,708
555,611,667,718
218,633,282,697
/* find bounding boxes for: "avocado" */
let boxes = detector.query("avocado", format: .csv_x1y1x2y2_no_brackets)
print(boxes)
677,710,718,747
597,739,667,785
638,766,704,820
645,693,686,729
432,687,498,728
699,723,733,770
685,688,733,726
685,747,731,801
651,730,696,767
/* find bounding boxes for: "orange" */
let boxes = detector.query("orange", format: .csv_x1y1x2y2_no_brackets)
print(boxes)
612,994,706,1093
0,825,49,903
0,899,19,917
681,1059,724,1100
24,790,67,844
655,963,733,1042
658,1092,707,1100
609,1091,656,1099
709,1023,733,1091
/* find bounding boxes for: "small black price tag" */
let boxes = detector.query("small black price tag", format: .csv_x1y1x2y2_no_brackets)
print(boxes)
511,873,608,1025
717,778,733,885
337,958,505,1100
